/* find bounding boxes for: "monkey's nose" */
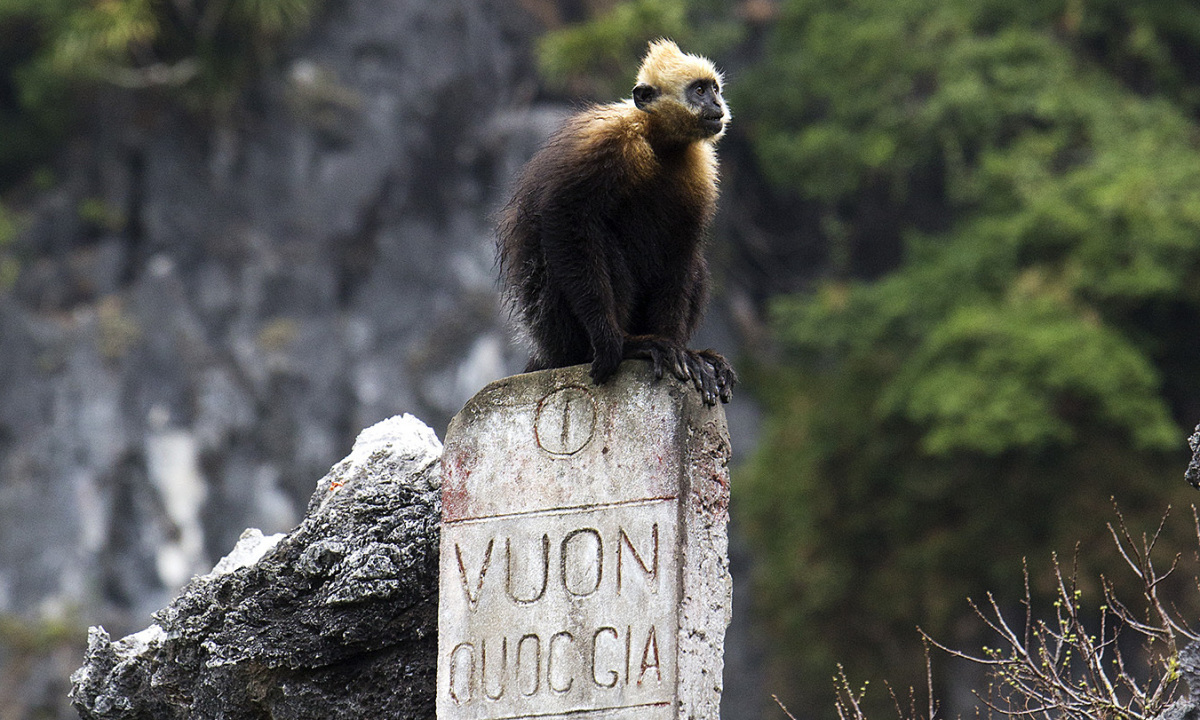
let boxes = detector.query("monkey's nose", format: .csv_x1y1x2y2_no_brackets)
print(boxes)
700,98,725,120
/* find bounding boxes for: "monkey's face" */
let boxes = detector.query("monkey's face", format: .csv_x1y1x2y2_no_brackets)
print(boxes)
633,76,729,141
686,78,727,138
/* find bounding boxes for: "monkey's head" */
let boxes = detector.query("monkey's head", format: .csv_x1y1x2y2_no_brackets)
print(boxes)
632,39,729,142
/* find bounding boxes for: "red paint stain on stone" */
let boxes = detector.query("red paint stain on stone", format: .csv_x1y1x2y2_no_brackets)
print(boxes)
441,450,476,522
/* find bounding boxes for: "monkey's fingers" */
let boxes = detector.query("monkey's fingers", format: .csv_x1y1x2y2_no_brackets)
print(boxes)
684,352,719,405
699,349,737,404
715,363,736,402
626,338,687,383
640,344,664,380
700,367,720,406
670,347,693,383
682,353,703,390
649,344,674,381
718,380,734,404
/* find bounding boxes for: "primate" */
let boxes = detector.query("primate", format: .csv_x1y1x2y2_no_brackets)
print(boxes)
498,39,735,405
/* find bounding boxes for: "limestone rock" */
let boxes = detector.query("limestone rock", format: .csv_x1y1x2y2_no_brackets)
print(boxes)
69,415,443,719
1187,424,1199,489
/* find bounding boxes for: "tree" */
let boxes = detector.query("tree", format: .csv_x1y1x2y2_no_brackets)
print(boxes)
735,0,1200,713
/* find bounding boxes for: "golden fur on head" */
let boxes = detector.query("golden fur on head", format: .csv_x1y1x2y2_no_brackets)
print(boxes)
635,39,723,92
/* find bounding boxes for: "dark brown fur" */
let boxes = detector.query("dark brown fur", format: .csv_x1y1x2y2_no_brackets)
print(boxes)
498,41,735,404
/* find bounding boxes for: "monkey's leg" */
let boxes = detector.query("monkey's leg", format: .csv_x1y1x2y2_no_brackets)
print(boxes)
538,216,627,385
627,277,735,404
524,286,596,373
670,268,736,402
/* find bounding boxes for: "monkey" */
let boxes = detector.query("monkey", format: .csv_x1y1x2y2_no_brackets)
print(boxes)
497,39,736,405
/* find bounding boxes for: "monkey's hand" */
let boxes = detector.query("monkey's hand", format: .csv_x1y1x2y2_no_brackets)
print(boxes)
588,338,625,386
676,348,736,405
622,338,736,405
696,349,737,405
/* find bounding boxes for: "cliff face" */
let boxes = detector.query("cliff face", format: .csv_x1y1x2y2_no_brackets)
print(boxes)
0,0,549,713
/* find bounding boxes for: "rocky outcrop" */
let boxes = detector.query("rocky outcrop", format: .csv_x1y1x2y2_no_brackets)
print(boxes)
0,5,545,707
1187,424,1200,489
70,414,442,719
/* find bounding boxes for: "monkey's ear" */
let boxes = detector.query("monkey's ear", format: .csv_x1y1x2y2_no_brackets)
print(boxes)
632,83,659,110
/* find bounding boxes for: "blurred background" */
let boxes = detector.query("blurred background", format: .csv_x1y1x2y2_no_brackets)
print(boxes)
1,0,1199,717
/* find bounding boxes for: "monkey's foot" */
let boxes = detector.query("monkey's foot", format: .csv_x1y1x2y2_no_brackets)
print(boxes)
696,349,737,405
623,338,736,405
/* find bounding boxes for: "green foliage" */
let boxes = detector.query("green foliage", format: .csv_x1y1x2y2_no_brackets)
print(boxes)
884,297,1174,454
0,202,17,290
537,0,743,98
0,0,320,186
734,0,1200,712
35,0,159,83
538,0,687,93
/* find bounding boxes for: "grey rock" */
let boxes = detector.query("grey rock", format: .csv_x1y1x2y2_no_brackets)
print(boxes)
1181,640,1200,704
0,0,540,634
1157,641,1200,720
1187,424,1199,489
70,414,443,719
1159,700,1200,720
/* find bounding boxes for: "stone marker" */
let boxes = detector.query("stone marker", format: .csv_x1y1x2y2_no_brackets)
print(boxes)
438,361,732,720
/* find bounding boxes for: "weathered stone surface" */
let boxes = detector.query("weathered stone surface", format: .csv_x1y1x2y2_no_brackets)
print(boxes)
69,415,443,719
438,361,732,720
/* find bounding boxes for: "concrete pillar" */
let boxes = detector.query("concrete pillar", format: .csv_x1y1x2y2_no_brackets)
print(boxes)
438,361,732,720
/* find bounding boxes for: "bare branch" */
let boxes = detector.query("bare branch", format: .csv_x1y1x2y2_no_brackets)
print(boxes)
774,694,798,720
816,506,1199,720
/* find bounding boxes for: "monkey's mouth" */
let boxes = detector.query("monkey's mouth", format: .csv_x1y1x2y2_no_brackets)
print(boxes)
700,118,725,136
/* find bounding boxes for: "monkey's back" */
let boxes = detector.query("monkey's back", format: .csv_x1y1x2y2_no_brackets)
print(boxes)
498,103,720,367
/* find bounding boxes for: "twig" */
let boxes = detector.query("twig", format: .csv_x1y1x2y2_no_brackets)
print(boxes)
774,693,798,719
